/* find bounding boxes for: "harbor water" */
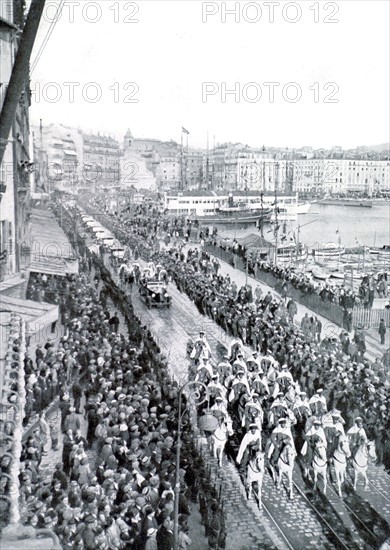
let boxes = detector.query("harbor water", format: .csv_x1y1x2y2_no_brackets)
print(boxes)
220,203,390,249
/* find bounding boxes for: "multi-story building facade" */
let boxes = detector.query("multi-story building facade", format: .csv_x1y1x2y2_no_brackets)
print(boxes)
0,0,32,281
155,154,181,189
207,143,390,196
121,130,156,190
185,149,205,189
292,158,390,195
32,123,83,192
83,133,121,187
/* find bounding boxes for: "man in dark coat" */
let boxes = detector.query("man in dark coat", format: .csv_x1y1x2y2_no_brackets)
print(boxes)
156,518,174,550
379,318,386,345
72,380,83,413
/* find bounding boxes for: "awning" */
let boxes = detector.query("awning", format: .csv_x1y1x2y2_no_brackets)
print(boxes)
0,295,58,334
237,233,274,248
30,208,79,276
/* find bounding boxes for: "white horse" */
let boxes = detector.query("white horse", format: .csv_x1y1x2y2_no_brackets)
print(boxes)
331,435,351,497
212,416,233,467
247,448,265,508
312,441,328,494
352,438,377,490
276,441,296,500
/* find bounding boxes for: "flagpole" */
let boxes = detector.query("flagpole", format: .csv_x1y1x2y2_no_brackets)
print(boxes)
337,228,341,272
181,129,184,190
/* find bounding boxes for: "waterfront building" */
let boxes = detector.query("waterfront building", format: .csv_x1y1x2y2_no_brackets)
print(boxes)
294,158,390,195
208,146,390,196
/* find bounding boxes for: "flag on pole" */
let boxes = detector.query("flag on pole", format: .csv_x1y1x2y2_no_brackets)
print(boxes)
182,127,190,135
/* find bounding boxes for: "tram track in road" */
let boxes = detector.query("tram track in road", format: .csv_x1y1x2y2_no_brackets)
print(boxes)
256,499,296,550
367,479,390,506
325,481,380,550
250,469,358,550
291,479,371,550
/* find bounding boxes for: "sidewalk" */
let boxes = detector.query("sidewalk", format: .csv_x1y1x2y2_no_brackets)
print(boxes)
200,247,385,362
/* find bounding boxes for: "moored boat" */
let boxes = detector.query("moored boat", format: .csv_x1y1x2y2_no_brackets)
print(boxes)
312,267,329,280
330,271,345,279
313,242,345,258
318,198,373,208
194,206,272,226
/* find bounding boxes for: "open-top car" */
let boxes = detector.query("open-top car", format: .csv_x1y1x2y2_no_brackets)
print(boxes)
139,279,171,308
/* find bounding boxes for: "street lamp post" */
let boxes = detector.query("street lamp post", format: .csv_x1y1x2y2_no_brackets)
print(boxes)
173,380,210,550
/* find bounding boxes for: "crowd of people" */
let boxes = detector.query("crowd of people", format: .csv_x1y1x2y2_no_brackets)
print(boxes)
1,238,232,549
77,195,389,473
155,248,389,465
214,237,388,311
18,193,386,548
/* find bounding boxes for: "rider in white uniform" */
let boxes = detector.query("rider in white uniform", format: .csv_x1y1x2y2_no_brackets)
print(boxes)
236,424,262,465
347,417,367,458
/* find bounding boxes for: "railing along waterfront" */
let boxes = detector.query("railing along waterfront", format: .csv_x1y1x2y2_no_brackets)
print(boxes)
352,307,390,329
205,244,345,327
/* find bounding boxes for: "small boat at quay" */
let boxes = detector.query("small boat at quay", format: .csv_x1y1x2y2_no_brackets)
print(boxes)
312,267,330,280
330,271,345,280
313,242,345,258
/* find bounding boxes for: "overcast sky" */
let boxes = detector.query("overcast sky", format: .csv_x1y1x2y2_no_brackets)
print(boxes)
30,0,389,149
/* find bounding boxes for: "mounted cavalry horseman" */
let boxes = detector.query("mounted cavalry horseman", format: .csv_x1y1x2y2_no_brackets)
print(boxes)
228,337,244,363
309,388,327,416
242,393,263,431
210,395,229,421
292,391,312,453
190,330,212,366
207,374,227,404
274,364,294,396
236,424,262,477
217,356,233,387
250,364,270,399
347,417,367,460
323,410,345,458
267,417,296,474
195,356,214,384
268,392,289,428
301,419,328,479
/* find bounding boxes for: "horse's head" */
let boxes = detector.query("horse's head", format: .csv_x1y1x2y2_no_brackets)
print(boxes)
281,440,295,466
314,438,327,460
338,435,351,458
249,444,264,461
223,416,234,436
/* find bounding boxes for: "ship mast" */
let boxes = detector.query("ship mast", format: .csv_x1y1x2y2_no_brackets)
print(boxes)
274,186,279,265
